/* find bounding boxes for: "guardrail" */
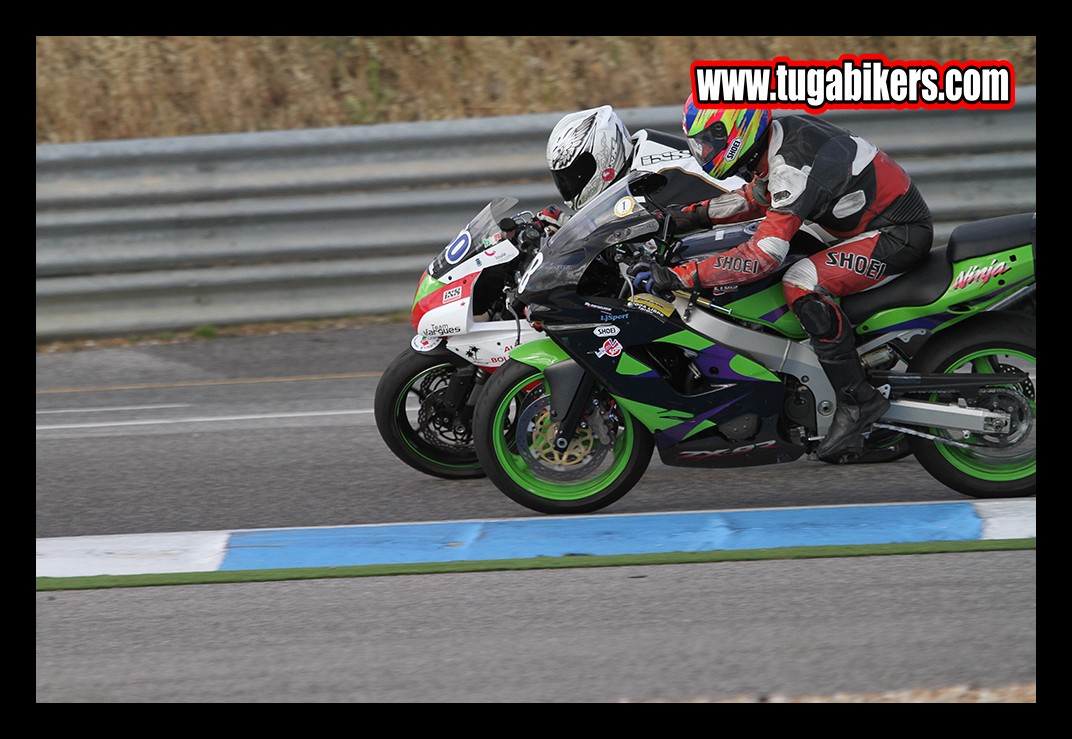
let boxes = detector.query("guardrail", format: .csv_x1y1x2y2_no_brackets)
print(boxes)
36,87,1036,340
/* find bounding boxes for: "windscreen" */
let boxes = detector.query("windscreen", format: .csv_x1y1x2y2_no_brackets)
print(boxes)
427,196,519,280
517,176,661,299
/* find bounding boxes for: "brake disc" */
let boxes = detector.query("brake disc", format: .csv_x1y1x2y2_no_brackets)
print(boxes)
416,391,472,450
415,371,472,451
516,394,609,480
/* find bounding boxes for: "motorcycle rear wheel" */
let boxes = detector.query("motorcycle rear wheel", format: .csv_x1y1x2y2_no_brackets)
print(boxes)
473,359,654,514
906,313,1036,498
374,348,486,480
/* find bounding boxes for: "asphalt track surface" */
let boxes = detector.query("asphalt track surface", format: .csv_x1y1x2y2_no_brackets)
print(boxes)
35,322,1036,702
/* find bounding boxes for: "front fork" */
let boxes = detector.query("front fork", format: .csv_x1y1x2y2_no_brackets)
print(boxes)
417,355,490,436
507,339,596,448
544,360,595,451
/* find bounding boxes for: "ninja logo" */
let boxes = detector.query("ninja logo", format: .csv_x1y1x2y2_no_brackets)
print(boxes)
954,259,1012,289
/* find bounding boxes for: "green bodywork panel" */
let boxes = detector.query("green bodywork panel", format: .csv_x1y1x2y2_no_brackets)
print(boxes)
857,244,1035,335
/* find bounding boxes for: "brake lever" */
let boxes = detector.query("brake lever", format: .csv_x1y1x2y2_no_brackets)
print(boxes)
664,237,686,265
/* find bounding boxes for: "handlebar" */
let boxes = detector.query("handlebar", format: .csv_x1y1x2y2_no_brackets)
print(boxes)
498,214,543,250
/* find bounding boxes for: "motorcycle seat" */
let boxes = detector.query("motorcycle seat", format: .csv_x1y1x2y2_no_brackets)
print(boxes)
842,212,1036,326
947,212,1036,263
841,247,950,324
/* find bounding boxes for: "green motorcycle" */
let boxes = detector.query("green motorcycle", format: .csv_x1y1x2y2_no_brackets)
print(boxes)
472,171,1036,514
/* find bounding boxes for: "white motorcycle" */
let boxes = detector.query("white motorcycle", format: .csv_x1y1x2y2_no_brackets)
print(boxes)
373,130,750,478
374,196,543,478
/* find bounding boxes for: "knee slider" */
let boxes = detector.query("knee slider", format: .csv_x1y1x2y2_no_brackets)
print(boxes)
793,293,840,341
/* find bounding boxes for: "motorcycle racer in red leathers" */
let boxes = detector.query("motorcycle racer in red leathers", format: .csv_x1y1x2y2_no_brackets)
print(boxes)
632,95,933,461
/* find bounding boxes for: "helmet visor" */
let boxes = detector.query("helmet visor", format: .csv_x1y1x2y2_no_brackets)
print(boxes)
550,152,596,206
686,121,729,168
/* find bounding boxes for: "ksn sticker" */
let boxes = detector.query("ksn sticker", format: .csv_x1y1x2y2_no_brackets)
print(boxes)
596,338,623,358
411,335,442,352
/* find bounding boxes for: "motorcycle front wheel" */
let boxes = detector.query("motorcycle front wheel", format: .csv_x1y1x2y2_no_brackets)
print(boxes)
906,312,1036,498
473,359,654,514
374,348,486,480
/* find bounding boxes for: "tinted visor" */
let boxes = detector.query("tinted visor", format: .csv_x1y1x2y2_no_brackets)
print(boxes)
686,121,729,168
550,152,596,204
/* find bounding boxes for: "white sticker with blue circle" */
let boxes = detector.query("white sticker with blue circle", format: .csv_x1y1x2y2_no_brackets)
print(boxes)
445,230,472,264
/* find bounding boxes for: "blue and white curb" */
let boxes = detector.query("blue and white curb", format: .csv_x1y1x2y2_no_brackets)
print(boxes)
36,500,1036,579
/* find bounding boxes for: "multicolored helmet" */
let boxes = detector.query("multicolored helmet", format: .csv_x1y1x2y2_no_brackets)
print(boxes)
681,95,772,180
547,105,633,211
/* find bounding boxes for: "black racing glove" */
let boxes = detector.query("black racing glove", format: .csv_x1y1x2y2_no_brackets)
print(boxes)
627,260,686,299
667,203,712,236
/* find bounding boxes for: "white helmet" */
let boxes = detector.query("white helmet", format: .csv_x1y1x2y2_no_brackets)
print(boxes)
546,105,633,211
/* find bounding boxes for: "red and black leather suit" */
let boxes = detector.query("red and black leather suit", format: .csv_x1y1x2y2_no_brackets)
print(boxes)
667,113,933,458
670,113,932,322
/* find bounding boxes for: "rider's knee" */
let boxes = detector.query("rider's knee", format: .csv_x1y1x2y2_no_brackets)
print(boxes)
792,292,840,341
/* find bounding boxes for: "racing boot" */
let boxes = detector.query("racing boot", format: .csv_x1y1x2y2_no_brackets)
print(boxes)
791,291,890,462
815,355,890,462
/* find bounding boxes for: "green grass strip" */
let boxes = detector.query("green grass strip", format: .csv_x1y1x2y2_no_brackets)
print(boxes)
36,538,1035,592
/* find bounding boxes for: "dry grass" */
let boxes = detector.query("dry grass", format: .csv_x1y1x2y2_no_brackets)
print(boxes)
36,36,1036,144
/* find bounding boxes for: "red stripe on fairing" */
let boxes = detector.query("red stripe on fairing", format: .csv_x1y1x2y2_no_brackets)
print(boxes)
411,276,474,330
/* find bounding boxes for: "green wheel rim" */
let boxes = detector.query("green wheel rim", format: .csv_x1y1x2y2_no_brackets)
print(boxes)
931,348,1036,481
491,372,636,501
